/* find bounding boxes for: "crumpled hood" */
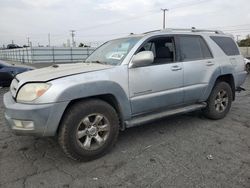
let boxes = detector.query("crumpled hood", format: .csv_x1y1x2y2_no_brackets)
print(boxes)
16,63,113,83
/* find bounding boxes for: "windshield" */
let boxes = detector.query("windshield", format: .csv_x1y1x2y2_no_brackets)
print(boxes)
85,37,142,65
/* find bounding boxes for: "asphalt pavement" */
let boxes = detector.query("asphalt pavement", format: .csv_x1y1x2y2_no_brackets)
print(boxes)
0,76,249,188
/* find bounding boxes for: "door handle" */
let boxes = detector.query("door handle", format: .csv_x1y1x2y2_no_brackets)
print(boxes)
206,61,214,66
171,65,182,71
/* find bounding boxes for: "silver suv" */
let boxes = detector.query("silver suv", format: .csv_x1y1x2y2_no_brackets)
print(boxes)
3,28,247,161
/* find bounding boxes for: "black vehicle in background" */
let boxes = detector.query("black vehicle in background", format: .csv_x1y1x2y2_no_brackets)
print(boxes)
0,60,34,87
6,44,22,49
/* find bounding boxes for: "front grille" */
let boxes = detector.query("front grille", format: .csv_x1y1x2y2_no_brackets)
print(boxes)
10,78,19,98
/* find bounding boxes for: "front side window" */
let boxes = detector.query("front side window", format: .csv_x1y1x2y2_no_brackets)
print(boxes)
210,36,240,56
137,37,176,64
86,37,142,65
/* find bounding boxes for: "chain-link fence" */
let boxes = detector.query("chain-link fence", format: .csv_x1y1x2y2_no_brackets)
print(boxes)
240,47,250,58
0,47,95,64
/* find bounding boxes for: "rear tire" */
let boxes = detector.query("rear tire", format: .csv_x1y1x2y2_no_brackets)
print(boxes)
246,63,250,74
58,99,119,161
203,82,232,120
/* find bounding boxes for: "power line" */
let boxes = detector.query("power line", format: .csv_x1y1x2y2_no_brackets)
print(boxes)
171,0,211,10
222,28,250,32
209,24,250,29
76,0,212,32
76,11,160,32
3,0,250,45
0,0,227,41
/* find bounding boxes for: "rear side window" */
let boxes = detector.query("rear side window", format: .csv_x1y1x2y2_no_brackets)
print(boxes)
178,35,212,61
210,36,240,56
199,38,213,59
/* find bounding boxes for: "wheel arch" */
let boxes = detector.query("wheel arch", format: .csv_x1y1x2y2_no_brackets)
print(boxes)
215,74,235,100
204,74,236,101
56,93,126,135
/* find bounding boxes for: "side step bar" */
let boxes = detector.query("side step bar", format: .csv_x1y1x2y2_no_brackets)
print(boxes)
236,87,246,92
125,103,207,128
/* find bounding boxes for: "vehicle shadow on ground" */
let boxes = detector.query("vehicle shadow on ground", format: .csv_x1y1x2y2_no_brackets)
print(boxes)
35,111,205,164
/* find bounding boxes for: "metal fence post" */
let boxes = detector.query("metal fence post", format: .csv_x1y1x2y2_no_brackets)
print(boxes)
26,48,29,63
31,47,33,64
70,47,73,62
52,47,55,63
18,49,21,62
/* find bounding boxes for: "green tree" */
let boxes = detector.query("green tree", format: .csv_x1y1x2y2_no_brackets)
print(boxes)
238,35,250,47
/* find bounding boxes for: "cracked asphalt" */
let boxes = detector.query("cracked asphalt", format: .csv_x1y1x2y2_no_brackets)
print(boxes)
0,76,249,188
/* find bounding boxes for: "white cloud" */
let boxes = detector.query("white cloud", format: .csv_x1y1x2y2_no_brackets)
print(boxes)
95,0,157,13
0,0,250,46
21,0,64,8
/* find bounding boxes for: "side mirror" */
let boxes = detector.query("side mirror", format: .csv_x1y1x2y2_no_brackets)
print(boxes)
130,51,154,68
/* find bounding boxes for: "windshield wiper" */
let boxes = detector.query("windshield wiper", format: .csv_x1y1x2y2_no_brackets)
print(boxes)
86,60,108,65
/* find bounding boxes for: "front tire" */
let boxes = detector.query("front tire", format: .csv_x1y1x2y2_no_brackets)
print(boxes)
203,82,233,120
58,99,119,161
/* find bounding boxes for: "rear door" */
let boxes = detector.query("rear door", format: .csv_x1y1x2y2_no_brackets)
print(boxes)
176,35,218,104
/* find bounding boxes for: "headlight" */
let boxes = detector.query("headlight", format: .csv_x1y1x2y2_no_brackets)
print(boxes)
17,83,51,102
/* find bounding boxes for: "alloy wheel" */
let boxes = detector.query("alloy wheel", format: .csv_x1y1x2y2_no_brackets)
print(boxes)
215,89,229,113
76,113,110,150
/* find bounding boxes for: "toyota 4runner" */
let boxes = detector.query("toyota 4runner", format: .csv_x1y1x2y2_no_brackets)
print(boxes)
3,28,247,161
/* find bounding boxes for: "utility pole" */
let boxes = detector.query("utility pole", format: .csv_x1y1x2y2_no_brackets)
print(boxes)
27,37,30,46
161,8,169,29
70,30,76,47
236,35,241,43
48,33,51,47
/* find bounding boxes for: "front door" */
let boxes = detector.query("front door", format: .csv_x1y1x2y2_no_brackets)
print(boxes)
128,36,184,115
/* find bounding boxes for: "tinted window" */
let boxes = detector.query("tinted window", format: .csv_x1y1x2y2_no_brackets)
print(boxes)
199,38,213,58
210,36,240,56
179,36,203,61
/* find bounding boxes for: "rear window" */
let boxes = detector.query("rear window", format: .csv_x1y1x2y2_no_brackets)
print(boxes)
210,36,240,56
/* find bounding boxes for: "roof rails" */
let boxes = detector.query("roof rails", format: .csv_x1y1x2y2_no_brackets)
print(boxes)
143,30,161,34
165,28,224,34
143,27,224,35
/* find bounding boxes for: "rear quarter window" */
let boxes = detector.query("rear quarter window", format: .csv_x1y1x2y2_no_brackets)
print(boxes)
210,36,240,56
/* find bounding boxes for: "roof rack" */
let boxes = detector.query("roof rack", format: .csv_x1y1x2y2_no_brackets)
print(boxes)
143,30,161,34
162,27,224,34
143,28,224,35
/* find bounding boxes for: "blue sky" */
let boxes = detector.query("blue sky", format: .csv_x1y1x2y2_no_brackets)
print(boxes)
0,0,250,47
